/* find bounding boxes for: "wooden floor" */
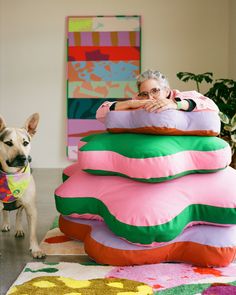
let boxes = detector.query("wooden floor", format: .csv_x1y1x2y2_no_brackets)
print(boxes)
0,168,91,295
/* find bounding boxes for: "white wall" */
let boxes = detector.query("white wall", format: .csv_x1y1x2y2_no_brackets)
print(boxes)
229,0,236,79
0,0,230,167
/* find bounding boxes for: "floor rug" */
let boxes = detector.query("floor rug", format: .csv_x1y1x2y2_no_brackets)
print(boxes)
6,262,236,294
39,217,86,255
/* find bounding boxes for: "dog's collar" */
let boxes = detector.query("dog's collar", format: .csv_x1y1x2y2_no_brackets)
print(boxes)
3,200,22,211
0,164,31,203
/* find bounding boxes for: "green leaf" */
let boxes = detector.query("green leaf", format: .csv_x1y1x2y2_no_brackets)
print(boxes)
197,76,203,83
231,134,236,143
204,72,213,76
219,112,230,124
177,72,213,93
224,125,234,131
176,72,195,82
204,76,213,83
231,113,236,127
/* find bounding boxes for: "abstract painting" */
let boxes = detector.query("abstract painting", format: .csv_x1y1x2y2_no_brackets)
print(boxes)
67,16,141,160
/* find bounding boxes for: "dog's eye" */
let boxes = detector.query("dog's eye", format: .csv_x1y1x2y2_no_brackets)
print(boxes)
4,141,13,147
23,141,29,146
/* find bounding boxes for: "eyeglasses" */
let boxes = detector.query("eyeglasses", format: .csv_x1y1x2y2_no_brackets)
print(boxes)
137,88,161,99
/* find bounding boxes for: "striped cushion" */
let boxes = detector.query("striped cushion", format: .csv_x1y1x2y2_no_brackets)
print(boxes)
59,215,236,267
55,164,236,245
78,133,231,183
106,109,221,136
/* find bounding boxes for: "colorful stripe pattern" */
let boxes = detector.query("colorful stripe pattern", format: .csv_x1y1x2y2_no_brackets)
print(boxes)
59,215,236,267
78,133,231,182
68,61,139,82
68,46,140,61
67,119,106,146
67,16,141,160
68,81,137,99
55,164,236,244
68,31,140,47
68,98,116,119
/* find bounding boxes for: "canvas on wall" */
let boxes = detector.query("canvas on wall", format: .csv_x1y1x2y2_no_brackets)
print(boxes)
67,15,141,160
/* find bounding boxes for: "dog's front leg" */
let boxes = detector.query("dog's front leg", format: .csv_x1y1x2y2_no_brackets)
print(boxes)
23,202,45,258
1,208,10,232
15,206,25,237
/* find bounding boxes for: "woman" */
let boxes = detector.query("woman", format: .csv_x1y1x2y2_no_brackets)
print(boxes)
96,69,218,123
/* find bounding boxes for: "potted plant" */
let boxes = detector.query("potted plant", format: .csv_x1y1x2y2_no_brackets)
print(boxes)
219,112,236,168
177,72,236,168
176,72,213,92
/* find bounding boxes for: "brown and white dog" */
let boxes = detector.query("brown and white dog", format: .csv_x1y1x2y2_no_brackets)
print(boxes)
0,113,45,258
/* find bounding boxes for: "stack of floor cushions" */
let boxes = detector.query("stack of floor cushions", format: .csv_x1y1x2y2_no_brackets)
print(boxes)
55,109,236,267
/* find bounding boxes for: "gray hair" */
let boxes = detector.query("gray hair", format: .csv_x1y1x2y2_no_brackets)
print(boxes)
136,69,170,91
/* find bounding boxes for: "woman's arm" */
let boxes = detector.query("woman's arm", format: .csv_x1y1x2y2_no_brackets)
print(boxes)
96,99,151,123
96,101,116,123
114,100,152,110
173,90,219,112
144,98,191,113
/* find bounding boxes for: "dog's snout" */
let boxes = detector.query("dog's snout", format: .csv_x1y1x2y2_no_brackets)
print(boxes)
14,155,27,166
17,155,27,162
6,154,28,167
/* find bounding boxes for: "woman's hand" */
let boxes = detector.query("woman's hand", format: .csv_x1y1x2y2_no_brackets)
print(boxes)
115,99,152,110
144,98,178,113
115,98,189,112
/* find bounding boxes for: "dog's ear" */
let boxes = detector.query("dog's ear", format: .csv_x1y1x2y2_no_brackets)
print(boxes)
24,113,40,136
0,116,7,133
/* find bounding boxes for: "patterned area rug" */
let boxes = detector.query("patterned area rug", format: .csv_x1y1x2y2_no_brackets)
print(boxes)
6,262,236,295
39,217,86,255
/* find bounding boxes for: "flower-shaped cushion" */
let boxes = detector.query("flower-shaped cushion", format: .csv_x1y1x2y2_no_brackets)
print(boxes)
59,215,236,267
78,133,231,183
55,164,236,244
105,109,221,136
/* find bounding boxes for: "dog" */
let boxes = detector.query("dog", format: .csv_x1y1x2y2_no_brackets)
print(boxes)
0,113,45,258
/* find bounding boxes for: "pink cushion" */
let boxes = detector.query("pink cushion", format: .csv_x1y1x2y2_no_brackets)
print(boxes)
55,163,236,245
78,133,231,183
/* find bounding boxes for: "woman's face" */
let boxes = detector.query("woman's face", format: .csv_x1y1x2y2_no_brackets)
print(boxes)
138,79,169,100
